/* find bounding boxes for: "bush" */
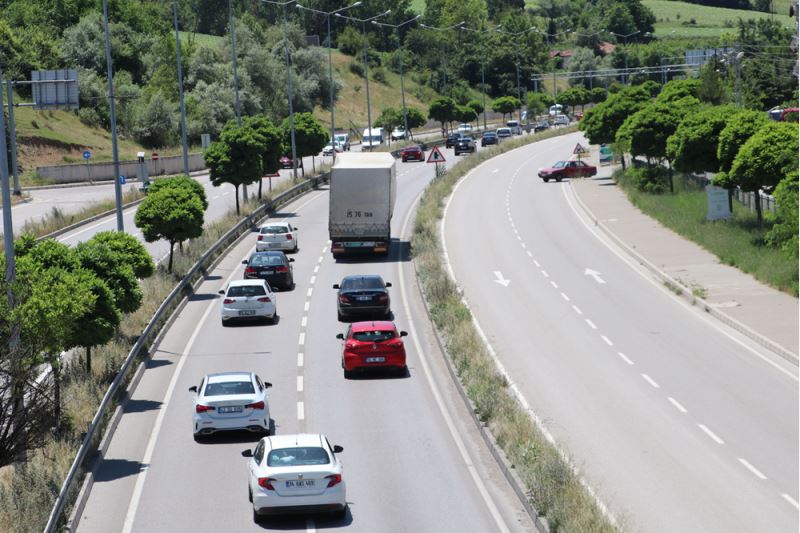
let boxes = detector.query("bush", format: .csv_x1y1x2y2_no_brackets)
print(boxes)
348,60,364,78
371,66,387,84
78,107,103,128
625,166,670,194
337,26,364,56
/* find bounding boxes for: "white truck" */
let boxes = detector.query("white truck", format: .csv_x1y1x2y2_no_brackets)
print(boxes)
329,152,396,257
361,127,384,150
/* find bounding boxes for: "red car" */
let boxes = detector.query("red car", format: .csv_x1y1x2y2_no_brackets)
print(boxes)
336,321,408,378
279,156,303,169
401,145,425,162
538,160,597,182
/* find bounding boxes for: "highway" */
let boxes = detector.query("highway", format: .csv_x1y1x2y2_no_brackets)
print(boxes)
75,141,535,532
443,132,799,532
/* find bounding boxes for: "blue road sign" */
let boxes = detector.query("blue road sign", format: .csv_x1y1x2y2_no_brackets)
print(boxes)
119,175,126,184
83,150,91,160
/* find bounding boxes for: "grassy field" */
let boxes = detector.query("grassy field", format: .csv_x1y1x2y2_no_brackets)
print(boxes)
616,170,798,295
645,0,795,38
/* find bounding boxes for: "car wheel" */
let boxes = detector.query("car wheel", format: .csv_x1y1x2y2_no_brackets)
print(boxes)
249,485,253,503
556,176,563,182
221,319,228,327
334,505,348,520
293,243,299,253
253,507,263,524
337,310,345,322
270,313,278,325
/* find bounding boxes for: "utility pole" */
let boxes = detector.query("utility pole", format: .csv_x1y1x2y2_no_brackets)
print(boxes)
1,66,16,295
102,0,124,231
229,0,247,198
173,0,190,176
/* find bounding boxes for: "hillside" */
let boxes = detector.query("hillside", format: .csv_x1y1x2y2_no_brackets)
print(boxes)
644,1,794,38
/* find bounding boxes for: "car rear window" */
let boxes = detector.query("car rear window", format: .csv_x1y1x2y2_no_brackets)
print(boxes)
267,447,330,467
353,330,395,342
204,380,255,396
341,277,384,290
249,254,285,266
227,285,267,297
261,226,288,234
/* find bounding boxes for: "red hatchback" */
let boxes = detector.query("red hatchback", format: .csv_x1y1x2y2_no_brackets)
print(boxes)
401,145,425,162
336,321,408,378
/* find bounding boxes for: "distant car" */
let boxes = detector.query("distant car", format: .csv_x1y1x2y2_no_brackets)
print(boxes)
334,133,350,151
574,111,584,121
506,120,522,135
457,123,473,134
553,114,570,126
333,275,392,321
401,145,425,162
454,136,476,155
256,222,298,252
243,251,294,290
481,132,498,147
279,156,302,169
495,127,512,140
219,280,277,325
336,321,408,378
190,372,271,440
391,127,407,141
322,142,343,156
533,121,550,133
538,160,597,182
243,433,346,521
445,132,463,148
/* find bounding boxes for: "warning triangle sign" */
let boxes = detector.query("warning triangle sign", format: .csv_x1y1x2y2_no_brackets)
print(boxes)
573,143,588,155
427,145,446,164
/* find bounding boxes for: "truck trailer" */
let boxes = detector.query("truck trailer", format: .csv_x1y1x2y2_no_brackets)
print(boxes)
329,152,396,257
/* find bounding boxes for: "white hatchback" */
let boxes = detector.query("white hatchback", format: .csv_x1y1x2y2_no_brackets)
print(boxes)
244,434,347,521
190,372,272,439
257,222,299,252
219,280,277,325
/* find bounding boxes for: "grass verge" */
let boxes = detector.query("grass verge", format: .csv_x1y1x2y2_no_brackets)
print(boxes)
615,169,798,296
411,125,616,531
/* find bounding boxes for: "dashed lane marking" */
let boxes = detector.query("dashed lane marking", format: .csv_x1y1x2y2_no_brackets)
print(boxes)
641,374,660,388
572,305,583,315
297,352,304,367
297,376,304,392
738,458,767,480
297,402,305,420
668,397,687,413
560,292,570,302
618,352,634,365
585,318,597,329
697,424,725,444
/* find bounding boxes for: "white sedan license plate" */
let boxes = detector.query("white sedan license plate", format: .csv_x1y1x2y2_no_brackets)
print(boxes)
365,357,385,363
238,310,256,316
286,479,315,488
218,406,243,413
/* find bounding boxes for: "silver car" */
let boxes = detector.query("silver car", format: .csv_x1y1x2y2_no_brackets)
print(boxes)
257,222,299,252
190,372,272,440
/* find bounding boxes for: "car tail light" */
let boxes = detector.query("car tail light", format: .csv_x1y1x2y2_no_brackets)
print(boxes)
258,477,276,490
257,235,263,241
245,267,256,274
195,404,215,413
275,266,288,273
325,474,342,488
338,294,351,304
223,298,235,304
285,234,293,240
245,401,264,410
378,294,389,302
257,297,271,303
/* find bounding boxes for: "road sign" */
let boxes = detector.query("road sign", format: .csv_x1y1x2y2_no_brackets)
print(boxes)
151,152,159,161
83,150,91,160
573,143,588,155
427,145,446,164
264,172,280,178
119,175,126,185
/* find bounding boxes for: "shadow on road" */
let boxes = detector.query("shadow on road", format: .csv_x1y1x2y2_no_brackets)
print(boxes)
255,505,354,530
187,293,219,302
122,399,162,414
93,459,145,483
333,240,411,264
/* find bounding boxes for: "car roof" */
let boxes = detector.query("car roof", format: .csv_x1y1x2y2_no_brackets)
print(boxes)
228,279,268,287
403,145,422,149
266,433,325,449
350,320,397,332
250,250,286,257
341,274,383,282
260,222,289,228
484,131,497,135
206,372,253,384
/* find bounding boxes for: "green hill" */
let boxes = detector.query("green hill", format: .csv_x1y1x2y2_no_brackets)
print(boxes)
645,0,795,38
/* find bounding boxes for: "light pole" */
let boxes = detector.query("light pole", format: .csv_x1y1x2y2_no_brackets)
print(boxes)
336,9,391,148
102,0,123,231
172,0,189,175
372,15,422,137
420,21,465,95
607,30,640,84
496,26,536,121
297,2,362,161
461,25,499,130
229,0,242,127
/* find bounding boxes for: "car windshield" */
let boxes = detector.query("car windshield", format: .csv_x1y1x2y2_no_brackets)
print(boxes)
267,447,330,467
249,254,285,267
341,277,384,290
485,133,496,137
227,285,267,297
460,137,472,142
352,330,396,342
261,226,288,234
552,161,567,168
204,380,254,396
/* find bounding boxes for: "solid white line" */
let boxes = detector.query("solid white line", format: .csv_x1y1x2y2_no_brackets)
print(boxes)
298,332,305,345
297,376,304,392
601,335,613,346
697,424,725,444
297,352,304,367
668,397,687,413
560,292,570,302
738,458,767,480
617,352,634,365
572,305,583,315
310,275,316,284
541,270,549,278
301,316,308,327
781,494,799,509
533,259,540,267
585,318,597,329
304,301,310,312
306,288,313,297
297,402,305,420
641,374,660,388
550,280,558,289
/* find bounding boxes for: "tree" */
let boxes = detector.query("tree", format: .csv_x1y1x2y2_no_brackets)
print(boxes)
87,231,155,279
766,171,799,254
132,91,177,147
243,115,283,198
726,122,798,223
656,79,701,103
666,105,737,174
491,95,521,121
466,99,484,126
716,109,769,172
135,186,205,273
64,273,119,374
527,92,551,119
590,87,607,104
147,175,208,211
75,240,142,314
376,107,402,140
617,97,699,165
204,122,266,215
579,85,651,146
404,106,427,136
281,112,327,176
428,96,457,134
455,104,478,125
697,59,727,105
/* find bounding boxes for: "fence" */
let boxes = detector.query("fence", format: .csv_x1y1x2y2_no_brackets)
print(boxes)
687,172,777,214
36,153,206,184
44,173,329,533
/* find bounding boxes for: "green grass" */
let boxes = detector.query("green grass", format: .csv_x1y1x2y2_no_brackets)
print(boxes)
180,31,224,49
615,170,798,296
645,0,795,38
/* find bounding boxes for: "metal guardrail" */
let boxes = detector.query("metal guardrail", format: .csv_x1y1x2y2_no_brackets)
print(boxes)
43,173,329,533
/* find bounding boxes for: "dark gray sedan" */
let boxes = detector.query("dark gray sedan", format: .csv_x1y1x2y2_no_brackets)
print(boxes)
333,275,392,321
242,251,294,290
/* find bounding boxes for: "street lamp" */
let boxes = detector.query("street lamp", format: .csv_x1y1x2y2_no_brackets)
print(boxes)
172,0,190,176
336,9,391,147
606,30,640,84
534,28,571,99
297,2,362,161
496,26,536,121
262,0,300,180
419,21,465,94
372,15,421,138
460,25,498,130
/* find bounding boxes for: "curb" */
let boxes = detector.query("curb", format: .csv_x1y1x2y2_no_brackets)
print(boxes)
568,178,798,365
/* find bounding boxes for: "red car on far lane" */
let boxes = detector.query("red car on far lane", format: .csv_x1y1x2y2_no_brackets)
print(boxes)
401,145,425,162
538,160,597,182
336,321,408,378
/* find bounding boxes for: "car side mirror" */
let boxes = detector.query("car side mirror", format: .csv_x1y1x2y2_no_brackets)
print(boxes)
271,286,279,292
294,227,299,230
188,385,197,392
399,331,408,337
241,449,254,458
336,333,344,340
218,290,225,295
288,258,295,262
263,382,272,388
332,284,340,289
385,282,392,287
242,260,248,264
333,445,344,454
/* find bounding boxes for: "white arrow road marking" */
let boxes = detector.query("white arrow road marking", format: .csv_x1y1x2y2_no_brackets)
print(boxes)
584,268,606,284
493,271,510,287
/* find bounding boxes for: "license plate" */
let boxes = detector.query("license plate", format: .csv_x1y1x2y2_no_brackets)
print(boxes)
238,310,256,316
356,296,372,301
218,406,243,413
286,479,315,488
365,357,385,363
268,243,279,248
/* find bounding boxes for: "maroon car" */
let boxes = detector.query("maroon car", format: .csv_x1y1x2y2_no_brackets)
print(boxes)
279,156,303,169
401,145,425,162
538,160,597,182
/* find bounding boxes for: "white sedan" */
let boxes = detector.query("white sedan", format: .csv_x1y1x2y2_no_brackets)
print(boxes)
244,434,347,521
189,372,272,440
256,222,299,252
322,142,343,156
219,280,277,325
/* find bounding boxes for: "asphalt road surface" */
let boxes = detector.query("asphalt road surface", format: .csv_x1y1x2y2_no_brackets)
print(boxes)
443,131,799,532
76,140,536,532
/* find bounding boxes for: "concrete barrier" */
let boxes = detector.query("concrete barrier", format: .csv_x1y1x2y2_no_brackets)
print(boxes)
36,153,206,184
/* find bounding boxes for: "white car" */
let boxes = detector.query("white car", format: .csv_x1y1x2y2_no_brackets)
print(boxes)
553,114,570,126
244,433,347,521
190,372,272,440
219,280,277,325
457,123,473,134
390,127,407,141
257,222,299,252
322,142,343,156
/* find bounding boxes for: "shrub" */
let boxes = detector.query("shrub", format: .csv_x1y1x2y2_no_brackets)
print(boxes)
337,26,364,56
348,60,364,78
371,66,387,84
78,108,102,128
625,166,670,194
